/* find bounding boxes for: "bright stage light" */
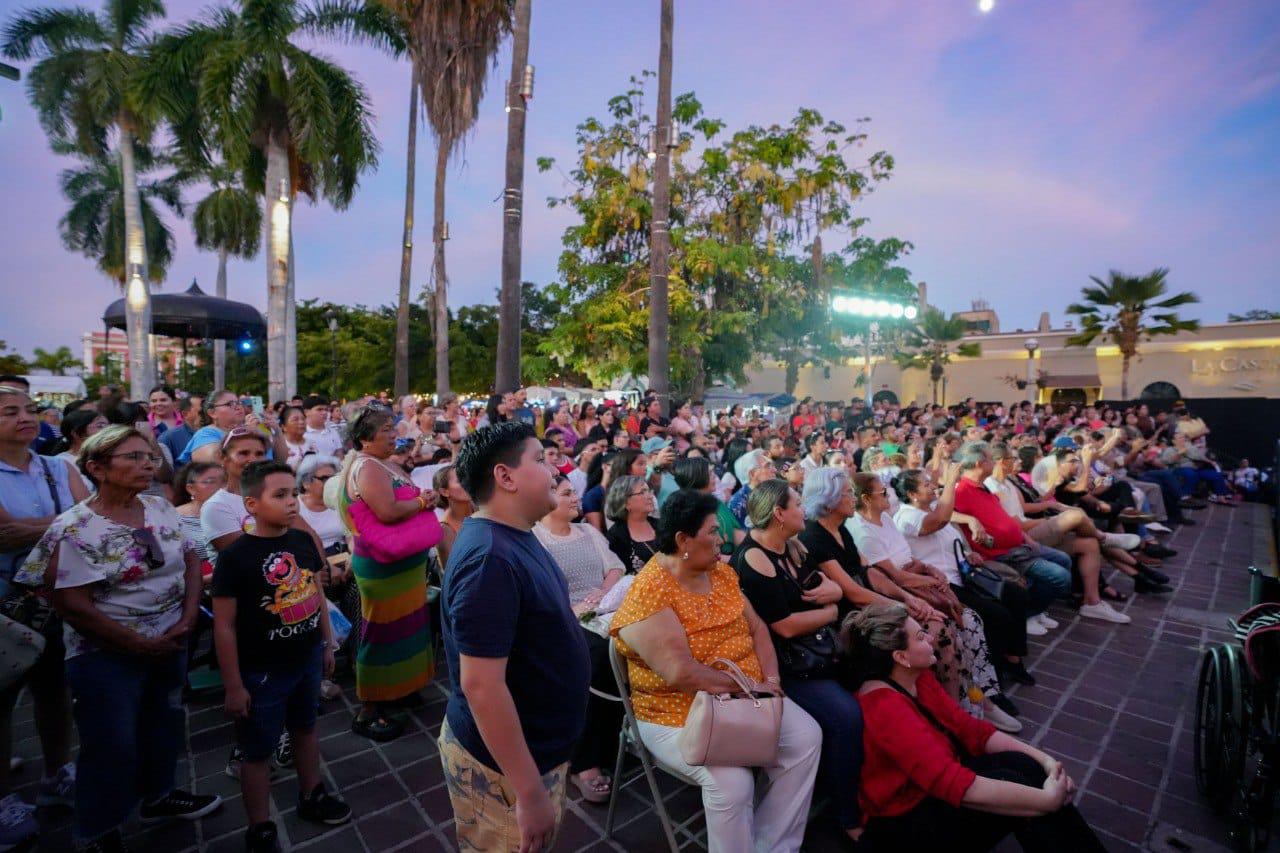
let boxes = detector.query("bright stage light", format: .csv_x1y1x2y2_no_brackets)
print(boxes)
978,0,995,13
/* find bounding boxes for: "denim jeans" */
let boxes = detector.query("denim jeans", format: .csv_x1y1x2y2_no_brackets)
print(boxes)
783,675,864,830
1022,553,1072,616
1174,466,1230,496
65,647,186,841
1138,470,1185,521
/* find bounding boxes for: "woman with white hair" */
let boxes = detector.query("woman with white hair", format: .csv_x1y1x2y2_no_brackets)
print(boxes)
296,454,346,552
727,448,776,527
799,467,901,615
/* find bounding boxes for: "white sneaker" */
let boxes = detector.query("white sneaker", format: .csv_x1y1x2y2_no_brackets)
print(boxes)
1036,613,1060,630
1146,522,1171,534
1079,601,1132,624
1102,532,1142,551
1025,617,1048,637
983,702,1023,733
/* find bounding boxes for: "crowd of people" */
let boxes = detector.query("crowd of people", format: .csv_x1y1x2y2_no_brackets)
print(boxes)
0,372,1256,852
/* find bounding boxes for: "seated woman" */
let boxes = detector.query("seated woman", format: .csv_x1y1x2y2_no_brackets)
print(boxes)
846,473,998,716
731,480,865,842
583,449,647,531
846,604,1105,852
673,456,744,555
604,475,659,573
610,489,821,853
533,476,625,804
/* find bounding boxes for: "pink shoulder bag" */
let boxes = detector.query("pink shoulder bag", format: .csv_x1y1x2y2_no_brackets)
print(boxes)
678,657,784,767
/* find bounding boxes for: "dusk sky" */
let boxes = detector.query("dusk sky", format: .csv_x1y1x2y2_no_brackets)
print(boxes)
2,0,1277,359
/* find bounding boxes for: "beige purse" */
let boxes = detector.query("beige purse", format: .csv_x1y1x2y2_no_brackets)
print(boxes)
678,657,784,767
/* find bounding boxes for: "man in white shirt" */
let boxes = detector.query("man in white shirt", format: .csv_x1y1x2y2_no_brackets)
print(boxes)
303,394,344,458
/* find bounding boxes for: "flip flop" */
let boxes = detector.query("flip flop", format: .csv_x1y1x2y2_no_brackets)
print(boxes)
572,773,612,804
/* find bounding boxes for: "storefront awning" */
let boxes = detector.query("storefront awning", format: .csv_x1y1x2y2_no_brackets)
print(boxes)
1041,373,1102,389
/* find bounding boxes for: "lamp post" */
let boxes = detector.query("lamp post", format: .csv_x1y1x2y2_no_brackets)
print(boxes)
1023,337,1039,404
325,308,339,400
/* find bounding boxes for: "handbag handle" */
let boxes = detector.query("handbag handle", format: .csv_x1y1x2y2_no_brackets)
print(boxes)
708,657,759,697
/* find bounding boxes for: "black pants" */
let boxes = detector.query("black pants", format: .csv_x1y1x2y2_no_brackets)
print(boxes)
572,629,623,774
953,582,1029,658
865,751,1106,852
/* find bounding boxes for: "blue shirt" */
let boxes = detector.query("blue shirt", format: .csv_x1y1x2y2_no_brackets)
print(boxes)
0,451,74,585
178,425,274,464
441,517,590,774
159,423,194,462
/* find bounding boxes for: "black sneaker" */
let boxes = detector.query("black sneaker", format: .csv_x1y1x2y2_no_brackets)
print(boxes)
271,732,294,769
1136,564,1170,585
297,784,352,826
1134,575,1169,594
990,692,1021,718
1143,542,1178,559
138,789,223,823
998,660,1036,687
77,829,131,853
245,821,281,853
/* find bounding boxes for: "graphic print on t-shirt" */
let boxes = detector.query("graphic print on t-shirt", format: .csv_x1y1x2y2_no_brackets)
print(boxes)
261,549,321,639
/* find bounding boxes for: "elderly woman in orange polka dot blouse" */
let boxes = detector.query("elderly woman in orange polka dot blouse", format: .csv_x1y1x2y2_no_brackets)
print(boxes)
610,489,822,853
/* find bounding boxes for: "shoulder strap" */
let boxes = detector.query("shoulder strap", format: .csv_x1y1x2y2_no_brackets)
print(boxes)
38,457,63,515
884,678,969,755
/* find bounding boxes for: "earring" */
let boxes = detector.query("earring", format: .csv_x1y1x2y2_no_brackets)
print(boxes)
682,552,689,560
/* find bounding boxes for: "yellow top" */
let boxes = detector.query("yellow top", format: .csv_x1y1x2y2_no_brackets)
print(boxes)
610,558,762,727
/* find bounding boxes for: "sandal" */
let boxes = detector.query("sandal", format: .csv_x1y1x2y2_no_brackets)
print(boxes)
1100,585,1129,603
572,772,612,804
351,713,404,742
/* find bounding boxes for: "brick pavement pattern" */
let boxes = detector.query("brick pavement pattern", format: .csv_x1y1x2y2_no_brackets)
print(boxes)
22,502,1271,852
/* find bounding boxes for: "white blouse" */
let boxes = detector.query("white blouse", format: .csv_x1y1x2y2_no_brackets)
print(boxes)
532,521,624,605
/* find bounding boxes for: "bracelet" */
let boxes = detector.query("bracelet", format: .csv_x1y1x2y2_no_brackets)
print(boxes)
416,494,428,512
765,675,781,685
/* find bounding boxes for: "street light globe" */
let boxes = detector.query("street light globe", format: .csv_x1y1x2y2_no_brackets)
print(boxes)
904,305,919,320
1024,337,1039,354
875,300,891,316
890,303,904,319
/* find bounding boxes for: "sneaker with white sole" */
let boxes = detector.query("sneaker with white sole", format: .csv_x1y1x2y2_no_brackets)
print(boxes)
0,794,37,850
1145,522,1171,534
982,701,1023,734
138,789,222,823
1036,613,1060,630
1079,601,1132,624
36,761,75,808
1025,617,1048,637
1102,532,1142,551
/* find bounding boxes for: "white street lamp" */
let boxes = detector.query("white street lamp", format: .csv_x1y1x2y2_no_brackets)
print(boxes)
1023,337,1039,403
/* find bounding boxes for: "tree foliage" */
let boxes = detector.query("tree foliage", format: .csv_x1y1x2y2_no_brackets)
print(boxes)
1227,309,1280,323
893,307,982,405
0,342,28,375
30,346,82,375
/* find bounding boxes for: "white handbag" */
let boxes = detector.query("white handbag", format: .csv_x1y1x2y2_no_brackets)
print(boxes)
678,657,783,767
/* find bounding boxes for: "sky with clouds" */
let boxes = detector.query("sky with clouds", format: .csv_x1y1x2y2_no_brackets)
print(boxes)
1,0,1277,358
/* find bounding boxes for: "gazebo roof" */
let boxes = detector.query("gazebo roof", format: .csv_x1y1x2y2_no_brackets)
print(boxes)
103,280,266,341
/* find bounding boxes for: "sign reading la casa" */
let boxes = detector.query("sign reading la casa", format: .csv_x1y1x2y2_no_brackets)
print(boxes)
1190,351,1280,376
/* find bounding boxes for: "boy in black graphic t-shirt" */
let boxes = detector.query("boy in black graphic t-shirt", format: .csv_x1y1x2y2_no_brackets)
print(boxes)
212,462,350,852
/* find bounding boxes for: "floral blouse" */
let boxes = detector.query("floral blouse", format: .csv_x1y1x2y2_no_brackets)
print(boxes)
16,495,194,659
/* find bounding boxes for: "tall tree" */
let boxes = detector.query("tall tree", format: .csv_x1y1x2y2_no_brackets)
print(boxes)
394,67,418,396
140,0,381,402
1065,268,1200,399
31,346,81,375
193,162,261,389
0,342,27,376
647,0,674,404
495,0,530,394
893,307,981,406
405,0,512,396
3,0,169,398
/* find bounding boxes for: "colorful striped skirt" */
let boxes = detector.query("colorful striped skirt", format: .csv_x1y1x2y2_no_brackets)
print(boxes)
351,545,434,702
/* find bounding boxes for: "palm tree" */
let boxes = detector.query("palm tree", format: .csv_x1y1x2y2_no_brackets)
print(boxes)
3,0,168,398
31,346,82,375
893,307,981,406
59,145,183,288
495,0,530,394
1065,268,1200,399
193,163,261,388
646,0,674,405
139,0,380,402
406,0,512,396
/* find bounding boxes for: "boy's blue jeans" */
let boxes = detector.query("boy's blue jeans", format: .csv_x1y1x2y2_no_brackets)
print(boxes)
65,647,186,842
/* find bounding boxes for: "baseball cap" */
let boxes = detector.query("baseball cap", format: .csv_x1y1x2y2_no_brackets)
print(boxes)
1051,435,1078,450
641,436,672,455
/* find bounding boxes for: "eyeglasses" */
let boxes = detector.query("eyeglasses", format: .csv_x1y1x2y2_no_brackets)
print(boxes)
211,399,243,410
111,451,163,465
131,528,165,569
192,477,225,487
629,488,652,498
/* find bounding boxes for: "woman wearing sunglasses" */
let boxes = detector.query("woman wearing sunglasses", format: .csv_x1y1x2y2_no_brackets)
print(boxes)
16,425,221,849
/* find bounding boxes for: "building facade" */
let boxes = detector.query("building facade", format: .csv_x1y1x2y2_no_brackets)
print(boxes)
81,330,189,383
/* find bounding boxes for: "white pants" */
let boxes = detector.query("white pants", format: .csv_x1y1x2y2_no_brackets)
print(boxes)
637,697,822,853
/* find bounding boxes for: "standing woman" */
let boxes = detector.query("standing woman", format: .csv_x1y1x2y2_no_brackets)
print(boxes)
339,406,441,741
147,386,181,436
55,408,108,493
17,426,220,849
604,475,659,574
0,385,88,847
575,402,599,440
432,464,474,570
280,406,314,470
173,461,226,572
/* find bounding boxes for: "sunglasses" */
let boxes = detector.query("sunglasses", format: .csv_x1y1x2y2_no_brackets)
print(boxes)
131,528,165,570
221,426,263,449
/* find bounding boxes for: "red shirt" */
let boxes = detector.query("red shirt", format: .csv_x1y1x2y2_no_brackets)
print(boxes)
954,477,1025,559
857,671,996,820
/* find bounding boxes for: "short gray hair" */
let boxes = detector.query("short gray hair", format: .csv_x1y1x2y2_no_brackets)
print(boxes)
296,454,341,490
802,467,850,520
955,440,991,471
605,475,647,522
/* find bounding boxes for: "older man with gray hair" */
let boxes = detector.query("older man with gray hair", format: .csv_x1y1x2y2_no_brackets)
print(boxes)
952,441,1075,637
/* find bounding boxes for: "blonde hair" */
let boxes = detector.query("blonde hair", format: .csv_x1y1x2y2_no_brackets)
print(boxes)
79,425,147,484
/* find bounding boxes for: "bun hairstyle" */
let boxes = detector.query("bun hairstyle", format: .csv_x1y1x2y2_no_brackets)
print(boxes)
348,405,394,451
838,603,910,685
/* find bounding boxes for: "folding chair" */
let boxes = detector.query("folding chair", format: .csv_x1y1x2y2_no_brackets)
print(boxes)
603,638,706,852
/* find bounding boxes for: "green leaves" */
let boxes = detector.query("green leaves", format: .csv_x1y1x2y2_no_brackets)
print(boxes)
1065,268,1199,359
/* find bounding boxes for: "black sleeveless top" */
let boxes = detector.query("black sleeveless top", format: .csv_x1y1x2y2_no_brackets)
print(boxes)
730,534,824,626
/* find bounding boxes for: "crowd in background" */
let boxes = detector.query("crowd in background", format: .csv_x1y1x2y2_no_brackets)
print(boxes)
0,370,1264,852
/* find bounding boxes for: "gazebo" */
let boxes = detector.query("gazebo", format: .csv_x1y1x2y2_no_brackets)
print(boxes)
103,280,266,386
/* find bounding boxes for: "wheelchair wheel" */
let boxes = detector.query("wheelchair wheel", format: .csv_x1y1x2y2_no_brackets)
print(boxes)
1219,645,1251,802
1196,647,1230,805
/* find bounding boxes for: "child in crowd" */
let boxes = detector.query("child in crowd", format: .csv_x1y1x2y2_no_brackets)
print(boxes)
212,461,351,853
1232,458,1260,499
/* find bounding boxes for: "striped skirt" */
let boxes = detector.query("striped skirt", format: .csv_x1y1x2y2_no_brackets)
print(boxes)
351,546,434,702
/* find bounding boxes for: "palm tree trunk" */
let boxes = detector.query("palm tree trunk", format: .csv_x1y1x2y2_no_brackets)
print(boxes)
785,352,799,396
395,68,419,397
265,137,290,404
213,247,228,389
1121,353,1130,400
432,143,450,395
495,0,533,395
118,131,154,399
647,0,674,406
286,232,296,398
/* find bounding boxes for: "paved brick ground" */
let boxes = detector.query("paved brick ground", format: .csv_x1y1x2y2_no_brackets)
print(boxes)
22,501,1272,852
